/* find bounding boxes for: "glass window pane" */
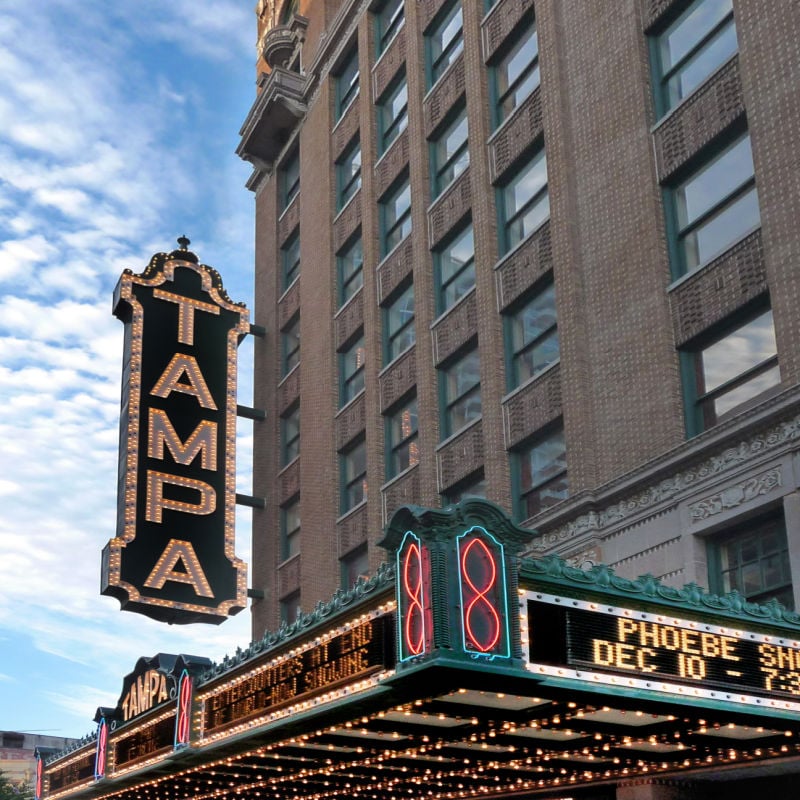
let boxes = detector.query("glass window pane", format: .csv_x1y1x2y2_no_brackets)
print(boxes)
496,24,540,122
660,0,733,72
439,225,475,311
339,237,363,304
430,4,463,82
503,151,549,250
434,109,469,190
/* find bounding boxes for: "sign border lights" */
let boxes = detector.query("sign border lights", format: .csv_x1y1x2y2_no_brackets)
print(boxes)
101,245,249,624
396,531,432,662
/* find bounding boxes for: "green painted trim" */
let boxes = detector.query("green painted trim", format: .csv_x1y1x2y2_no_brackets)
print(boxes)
679,348,702,438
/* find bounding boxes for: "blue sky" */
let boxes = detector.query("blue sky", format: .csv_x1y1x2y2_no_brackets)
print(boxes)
0,1,259,738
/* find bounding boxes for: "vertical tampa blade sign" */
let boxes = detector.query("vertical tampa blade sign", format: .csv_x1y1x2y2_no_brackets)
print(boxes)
102,244,248,624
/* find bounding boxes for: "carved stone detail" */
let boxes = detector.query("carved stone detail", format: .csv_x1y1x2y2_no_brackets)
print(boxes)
432,291,478,366
374,128,409,199
428,168,472,249
489,87,543,183
495,221,553,310
670,230,766,346
482,0,536,63
376,236,413,304
338,503,368,556
278,458,300,505
380,346,416,412
437,421,484,491
335,286,364,350
689,468,783,521
653,57,744,183
381,466,420,524
336,393,366,451
503,365,562,449
423,55,466,138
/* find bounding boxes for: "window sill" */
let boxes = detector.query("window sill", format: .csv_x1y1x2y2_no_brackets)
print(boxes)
278,362,300,387
336,387,366,417
436,414,482,451
430,285,477,330
277,456,299,477
501,359,560,405
277,552,300,570
381,461,419,492
337,498,367,525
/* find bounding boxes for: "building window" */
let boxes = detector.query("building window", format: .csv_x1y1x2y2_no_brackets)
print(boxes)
506,280,559,389
380,177,411,257
335,47,360,119
281,315,300,376
708,512,793,609
341,438,367,513
683,306,780,435
386,396,419,478
498,146,549,254
279,0,299,24
281,228,300,291
652,0,736,116
281,150,300,210
492,18,539,128
431,104,469,198
280,404,300,466
435,223,475,314
280,498,300,561
337,235,363,307
443,469,486,505
280,590,301,624
341,543,370,589
336,138,361,210
427,2,463,87
515,425,567,520
378,73,408,155
441,347,481,438
384,282,415,364
669,132,759,277
376,0,405,55
340,335,366,406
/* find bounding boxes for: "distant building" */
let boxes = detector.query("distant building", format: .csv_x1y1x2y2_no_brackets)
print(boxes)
237,0,800,638
0,732,77,790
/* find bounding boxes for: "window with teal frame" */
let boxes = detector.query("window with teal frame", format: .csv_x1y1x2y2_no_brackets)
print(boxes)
442,469,486,506
341,543,370,589
378,73,408,155
505,279,558,390
340,334,366,406
280,590,301,624
386,395,419,479
431,104,468,198
491,16,539,129
280,403,300,466
281,228,300,291
708,511,793,609
497,146,549,255
376,0,404,55
667,131,759,278
440,346,481,438
681,305,780,436
280,150,300,211
379,177,411,257
434,223,474,314
281,314,300,376
383,282,415,365
426,1,463,87
651,0,736,118
514,424,567,521
335,47,360,119
340,437,367,513
280,498,300,561
336,138,361,210
337,235,363,307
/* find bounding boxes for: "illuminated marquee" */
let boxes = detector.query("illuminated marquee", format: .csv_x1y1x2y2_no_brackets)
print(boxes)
523,591,800,710
101,242,249,624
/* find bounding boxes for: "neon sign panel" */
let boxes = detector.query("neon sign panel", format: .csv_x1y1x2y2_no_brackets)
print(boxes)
396,531,432,661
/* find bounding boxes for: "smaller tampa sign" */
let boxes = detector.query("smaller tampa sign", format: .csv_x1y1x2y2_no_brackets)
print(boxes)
102,239,249,624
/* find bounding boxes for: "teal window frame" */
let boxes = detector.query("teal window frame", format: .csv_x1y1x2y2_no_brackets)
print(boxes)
280,403,300,466
337,235,363,307
335,47,360,119
280,498,300,561
497,146,549,255
386,395,419,479
379,176,411,257
341,543,370,589
281,228,300,291
336,138,362,210
280,150,300,210
504,279,559,390
339,334,366,406
650,0,736,118
375,0,404,55
434,223,475,314
426,1,464,88
440,346,481,439
430,104,469,198
340,437,367,513
666,130,759,278
681,305,780,437
378,73,408,155
281,315,300,376
513,424,567,521
707,511,793,609
490,16,539,129
383,282,415,365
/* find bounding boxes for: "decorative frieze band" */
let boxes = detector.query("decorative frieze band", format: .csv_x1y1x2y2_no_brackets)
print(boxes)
689,467,782,522
502,364,562,450
489,87,543,183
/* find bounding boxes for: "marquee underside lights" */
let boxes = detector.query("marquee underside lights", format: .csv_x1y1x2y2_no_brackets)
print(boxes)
101,246,249,624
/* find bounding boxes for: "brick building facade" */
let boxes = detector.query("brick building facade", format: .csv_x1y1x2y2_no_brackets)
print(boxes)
237,0,800,639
